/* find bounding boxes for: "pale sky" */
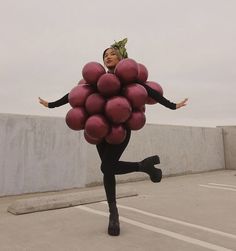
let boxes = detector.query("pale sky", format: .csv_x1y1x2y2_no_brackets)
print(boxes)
1,0,236,127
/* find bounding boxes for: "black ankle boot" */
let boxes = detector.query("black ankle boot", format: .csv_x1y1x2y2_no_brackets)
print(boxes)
108,202,120,236
139,155,162,183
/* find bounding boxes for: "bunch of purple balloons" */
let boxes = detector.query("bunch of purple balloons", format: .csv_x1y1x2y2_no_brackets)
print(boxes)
66,58,163,144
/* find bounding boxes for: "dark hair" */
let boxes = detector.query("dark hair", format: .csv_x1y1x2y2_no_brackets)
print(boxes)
102,48,110,59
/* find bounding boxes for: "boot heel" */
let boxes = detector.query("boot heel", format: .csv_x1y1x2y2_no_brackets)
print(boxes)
150,168,162,183
149,155,160,165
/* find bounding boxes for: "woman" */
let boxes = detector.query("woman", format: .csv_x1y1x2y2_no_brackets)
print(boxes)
39,39,188,236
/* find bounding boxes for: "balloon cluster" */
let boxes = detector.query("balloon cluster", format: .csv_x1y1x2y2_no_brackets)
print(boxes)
65,58,163,145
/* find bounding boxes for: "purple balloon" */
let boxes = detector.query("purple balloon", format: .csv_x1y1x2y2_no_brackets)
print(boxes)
123,83,148,109
97,73,121,97
85,114,110,139
105,124,127,145
105,96,132,124
65,107,88,130
84,130,103,145
77,79,87,85
138,105,146,113
137,63,148,83
114,58,139,84
85,93,106,115
145,81,164,105
126,110,146,130
69,84,94,108
82,62,106,85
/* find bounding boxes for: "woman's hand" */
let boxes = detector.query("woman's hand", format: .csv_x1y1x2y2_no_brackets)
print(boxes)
176,98,188,109
38,97,49,108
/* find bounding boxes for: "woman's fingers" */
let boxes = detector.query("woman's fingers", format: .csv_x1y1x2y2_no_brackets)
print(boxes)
176,98,188,109
182,98,188,106
38,97,48,107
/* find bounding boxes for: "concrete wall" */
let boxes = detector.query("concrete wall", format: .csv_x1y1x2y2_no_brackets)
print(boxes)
0,114,87,196
0,114,226,196
220,126,236,170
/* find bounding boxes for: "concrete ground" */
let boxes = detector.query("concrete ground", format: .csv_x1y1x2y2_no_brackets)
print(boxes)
0,170,236,251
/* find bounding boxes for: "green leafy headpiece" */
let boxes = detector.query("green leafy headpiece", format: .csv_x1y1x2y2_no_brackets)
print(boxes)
111,38,128,59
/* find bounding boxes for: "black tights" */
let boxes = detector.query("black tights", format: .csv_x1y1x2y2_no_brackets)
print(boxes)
96,129,139,204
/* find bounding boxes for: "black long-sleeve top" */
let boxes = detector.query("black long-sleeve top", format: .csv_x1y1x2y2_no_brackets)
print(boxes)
48,84,176,110
48,93,69,108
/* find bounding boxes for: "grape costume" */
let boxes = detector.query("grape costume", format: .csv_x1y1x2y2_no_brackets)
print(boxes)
48,39,176,236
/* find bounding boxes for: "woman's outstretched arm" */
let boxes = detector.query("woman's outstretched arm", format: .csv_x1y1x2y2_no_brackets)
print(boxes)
142,84,188,110
38,93,69,108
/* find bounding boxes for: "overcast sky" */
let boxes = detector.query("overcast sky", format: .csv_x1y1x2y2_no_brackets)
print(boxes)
1,0,235,127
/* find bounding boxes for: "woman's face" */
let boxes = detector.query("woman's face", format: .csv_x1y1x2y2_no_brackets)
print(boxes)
103,48,121,70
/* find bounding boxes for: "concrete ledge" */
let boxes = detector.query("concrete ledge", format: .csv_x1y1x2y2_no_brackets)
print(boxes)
7,186,138,215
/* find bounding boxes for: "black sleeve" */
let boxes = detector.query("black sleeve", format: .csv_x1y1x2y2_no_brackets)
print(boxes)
48,93,69,108
141,84,176,110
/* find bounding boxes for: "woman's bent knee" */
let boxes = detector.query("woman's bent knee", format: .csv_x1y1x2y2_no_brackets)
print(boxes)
100,161,116,175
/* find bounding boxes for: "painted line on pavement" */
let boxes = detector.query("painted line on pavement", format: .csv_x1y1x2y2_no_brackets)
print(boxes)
76,205,233,251
102,203,236,240
208,183,236,189
199,184,236,192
